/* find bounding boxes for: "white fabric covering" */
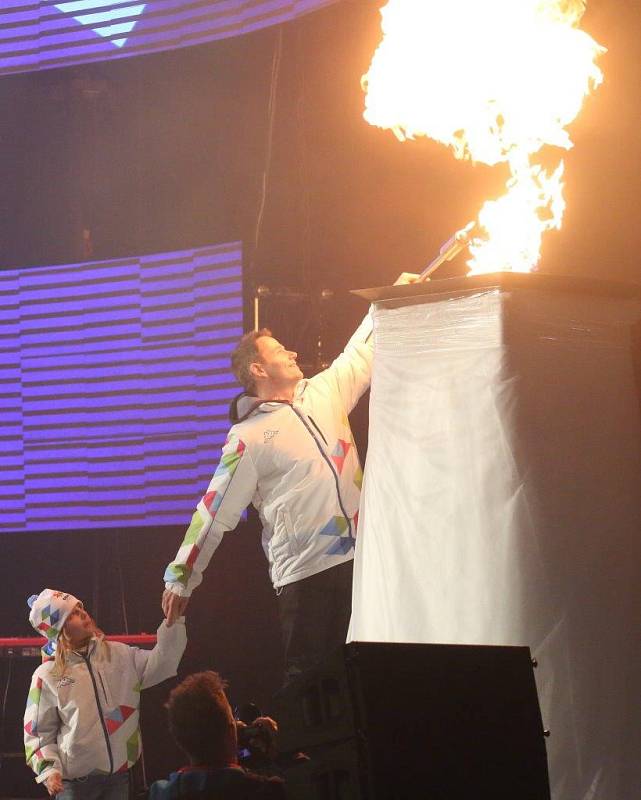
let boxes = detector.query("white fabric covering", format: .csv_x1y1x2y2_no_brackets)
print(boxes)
349,286,641,800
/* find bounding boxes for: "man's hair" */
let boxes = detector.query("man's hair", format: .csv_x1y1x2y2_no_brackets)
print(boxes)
165,671,236,765
230,328,272,394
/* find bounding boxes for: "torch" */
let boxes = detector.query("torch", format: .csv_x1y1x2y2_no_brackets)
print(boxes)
418,220,480,282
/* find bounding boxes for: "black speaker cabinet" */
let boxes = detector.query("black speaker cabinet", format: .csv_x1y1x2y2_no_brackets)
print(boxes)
0,656,43,798
271,642,550,800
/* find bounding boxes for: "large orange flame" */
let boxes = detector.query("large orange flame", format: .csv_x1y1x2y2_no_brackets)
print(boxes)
362,0,605,273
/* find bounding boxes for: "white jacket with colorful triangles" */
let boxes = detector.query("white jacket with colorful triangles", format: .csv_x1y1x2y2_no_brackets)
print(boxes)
24,620,186,784
164,313,373,593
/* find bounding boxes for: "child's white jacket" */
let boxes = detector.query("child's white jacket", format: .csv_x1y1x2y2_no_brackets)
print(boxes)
164,313,373,593
24,619,186,784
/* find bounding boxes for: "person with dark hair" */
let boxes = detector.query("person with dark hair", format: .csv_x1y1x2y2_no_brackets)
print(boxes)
230,328,273,397
162,274,416,681
148,671,285,800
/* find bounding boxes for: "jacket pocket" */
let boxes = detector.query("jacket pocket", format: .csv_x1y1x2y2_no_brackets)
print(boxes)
96,668,114,708
282,508,298,549
269,507,298,568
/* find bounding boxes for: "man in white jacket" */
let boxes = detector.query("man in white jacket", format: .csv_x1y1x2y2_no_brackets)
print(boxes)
162,278,414,680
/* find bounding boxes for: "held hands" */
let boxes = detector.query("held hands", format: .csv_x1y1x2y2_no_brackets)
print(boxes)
44,772,63,797
162,589,190,626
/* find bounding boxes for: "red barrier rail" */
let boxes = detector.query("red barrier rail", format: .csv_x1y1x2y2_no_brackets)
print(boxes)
0,634,156,657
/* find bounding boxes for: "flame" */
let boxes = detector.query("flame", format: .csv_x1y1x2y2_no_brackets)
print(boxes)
362,0,605,273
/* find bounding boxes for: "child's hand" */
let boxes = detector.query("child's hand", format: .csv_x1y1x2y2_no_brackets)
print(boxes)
44,772,63,796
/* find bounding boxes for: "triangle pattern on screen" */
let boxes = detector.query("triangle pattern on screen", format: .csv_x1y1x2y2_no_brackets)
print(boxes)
54,1,147,48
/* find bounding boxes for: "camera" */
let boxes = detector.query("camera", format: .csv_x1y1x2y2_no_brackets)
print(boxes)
237,723,266,752
234,702,276,764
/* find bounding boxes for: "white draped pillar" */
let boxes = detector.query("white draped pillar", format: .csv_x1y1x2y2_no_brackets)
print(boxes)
349,275,641,800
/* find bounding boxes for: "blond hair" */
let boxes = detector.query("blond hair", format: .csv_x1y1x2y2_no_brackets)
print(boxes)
52,624,110,677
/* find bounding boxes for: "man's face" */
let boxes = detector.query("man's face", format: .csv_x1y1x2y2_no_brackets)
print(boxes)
254,336,303,387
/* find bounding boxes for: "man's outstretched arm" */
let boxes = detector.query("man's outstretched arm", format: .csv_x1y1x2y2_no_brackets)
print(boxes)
315,272,418,414
162,431,257,624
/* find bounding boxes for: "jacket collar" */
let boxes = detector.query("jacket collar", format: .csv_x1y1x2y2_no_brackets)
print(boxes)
67,638,99,663
229,382,307,423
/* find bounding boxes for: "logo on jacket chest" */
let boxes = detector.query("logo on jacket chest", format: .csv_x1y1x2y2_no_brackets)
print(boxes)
263,429,279,443
56,675,76,688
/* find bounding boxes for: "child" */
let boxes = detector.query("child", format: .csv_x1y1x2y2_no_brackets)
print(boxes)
24,588,187,799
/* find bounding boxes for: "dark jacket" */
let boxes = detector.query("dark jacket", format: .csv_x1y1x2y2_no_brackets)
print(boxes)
148,765,285,800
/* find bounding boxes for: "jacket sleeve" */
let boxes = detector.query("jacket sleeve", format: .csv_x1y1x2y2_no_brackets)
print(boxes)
310,310,373,414
24,669,62,784
164,431,258,597
133,619,187,690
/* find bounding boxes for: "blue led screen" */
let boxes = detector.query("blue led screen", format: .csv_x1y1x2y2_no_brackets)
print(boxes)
0,0,339,76
0,242,243,532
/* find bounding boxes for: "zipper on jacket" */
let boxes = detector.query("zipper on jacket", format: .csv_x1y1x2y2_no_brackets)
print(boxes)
291,407,354,541
98,672,110,707
308,416,328,445
81,647,114,774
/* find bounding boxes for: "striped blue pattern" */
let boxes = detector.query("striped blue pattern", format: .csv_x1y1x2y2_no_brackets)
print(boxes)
0,242,243,531
0,0,340,76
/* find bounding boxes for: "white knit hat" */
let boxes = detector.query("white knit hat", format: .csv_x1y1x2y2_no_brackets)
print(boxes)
27,588,81,655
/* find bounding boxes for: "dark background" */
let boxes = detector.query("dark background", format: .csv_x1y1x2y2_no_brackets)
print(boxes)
1,0,640,794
